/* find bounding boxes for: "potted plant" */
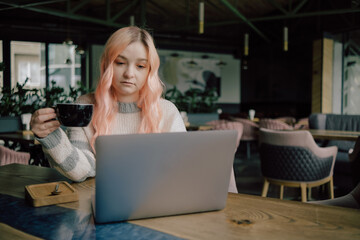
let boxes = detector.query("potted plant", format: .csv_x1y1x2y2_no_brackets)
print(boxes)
0,79,92,132
0,78,41,132
164,84,220,125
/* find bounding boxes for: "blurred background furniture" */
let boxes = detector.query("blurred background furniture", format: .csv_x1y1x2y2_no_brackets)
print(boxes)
309,113,360,192
294,117,309,130
259,128,338,202
259,118,293,130
230,117,259,159
206,120,243,148
275,116,296,126
0,145,30,166
205,119,243,193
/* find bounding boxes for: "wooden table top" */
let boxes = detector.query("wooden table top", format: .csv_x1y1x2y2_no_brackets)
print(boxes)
186,125,214,131
308,129,360,141
0,131,36,145
0,164,359,239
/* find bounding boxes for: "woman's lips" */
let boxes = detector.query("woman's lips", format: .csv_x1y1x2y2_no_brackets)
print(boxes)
121,81,134,86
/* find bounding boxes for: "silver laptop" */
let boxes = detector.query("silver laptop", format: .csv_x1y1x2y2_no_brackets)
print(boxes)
93,130,237,223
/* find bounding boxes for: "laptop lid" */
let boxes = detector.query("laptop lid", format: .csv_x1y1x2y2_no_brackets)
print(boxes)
94,130,237,223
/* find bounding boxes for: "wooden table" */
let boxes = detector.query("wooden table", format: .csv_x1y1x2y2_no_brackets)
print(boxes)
308,129,360,141
0,164,359,240
0,131,36,147
186,125,214,131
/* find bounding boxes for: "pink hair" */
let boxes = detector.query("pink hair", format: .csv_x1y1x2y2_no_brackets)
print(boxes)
90,26,164,151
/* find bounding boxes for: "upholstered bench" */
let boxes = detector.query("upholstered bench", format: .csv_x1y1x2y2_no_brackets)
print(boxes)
309,113,360,190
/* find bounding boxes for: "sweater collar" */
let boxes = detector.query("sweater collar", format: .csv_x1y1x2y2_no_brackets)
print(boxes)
118,102,141,113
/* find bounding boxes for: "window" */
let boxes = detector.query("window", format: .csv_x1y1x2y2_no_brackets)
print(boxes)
11,41,46,89
48,43,81,93
10,41,82,93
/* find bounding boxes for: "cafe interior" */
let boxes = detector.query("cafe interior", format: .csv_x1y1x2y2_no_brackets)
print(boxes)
0,0,360,239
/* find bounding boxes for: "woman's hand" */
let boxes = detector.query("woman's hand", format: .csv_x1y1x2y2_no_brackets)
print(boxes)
30,108,61,138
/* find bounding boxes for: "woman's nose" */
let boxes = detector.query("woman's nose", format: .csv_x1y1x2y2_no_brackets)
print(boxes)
124,66,135,78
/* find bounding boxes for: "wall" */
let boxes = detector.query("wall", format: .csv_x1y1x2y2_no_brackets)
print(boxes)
241,40,312,118
90,46,241,104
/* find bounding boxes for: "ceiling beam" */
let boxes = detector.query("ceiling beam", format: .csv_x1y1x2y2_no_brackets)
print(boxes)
70,0,92,14
0,0,65,12
140,0,146,27
106,0,110,21
267,0,289,15
110,0,139,22
251,8,360,22
0,1,126,28
219,0,270,42
293,0,308,14
147,0,169,17
164,4,360,33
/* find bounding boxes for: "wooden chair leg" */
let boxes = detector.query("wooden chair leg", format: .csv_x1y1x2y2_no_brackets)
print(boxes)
262,179,269,197
329,177,334,199
280,185,284,200
300,183,307,202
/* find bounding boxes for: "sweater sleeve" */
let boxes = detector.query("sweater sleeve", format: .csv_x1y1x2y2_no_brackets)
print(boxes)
36,126,95,182
159,99,187,132
36,93,96,182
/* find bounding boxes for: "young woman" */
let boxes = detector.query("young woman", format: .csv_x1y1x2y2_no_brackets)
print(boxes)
31,26,237,193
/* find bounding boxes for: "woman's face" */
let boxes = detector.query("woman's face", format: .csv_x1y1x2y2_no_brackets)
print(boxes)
113,41,149,102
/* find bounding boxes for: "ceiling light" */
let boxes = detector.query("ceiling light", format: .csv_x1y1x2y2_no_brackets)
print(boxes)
284,26,288,51
199,1,204,34
244,33,249,56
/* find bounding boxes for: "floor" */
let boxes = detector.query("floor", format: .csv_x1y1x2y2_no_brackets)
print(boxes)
233,142,353,202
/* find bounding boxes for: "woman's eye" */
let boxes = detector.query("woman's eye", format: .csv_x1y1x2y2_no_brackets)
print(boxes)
137,65,146,69
115,62,125,65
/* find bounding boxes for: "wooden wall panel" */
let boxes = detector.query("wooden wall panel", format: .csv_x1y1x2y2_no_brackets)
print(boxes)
322,38,334,113
311,38,334,113
312,39,322,113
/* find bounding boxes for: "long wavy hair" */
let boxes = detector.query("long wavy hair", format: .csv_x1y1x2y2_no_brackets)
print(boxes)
90,26,164,151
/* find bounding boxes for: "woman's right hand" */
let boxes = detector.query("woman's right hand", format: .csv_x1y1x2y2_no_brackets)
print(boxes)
30,108,61,138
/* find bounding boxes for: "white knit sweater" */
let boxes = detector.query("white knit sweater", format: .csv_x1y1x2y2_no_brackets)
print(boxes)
37,94,186,182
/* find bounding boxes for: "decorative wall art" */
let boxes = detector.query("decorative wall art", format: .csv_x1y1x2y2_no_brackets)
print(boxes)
159,56,221,97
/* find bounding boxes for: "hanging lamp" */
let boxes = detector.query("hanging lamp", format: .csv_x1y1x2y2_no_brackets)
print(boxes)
130,15,135,26
244,33,249,56
284,26,288,51
199,1,204,34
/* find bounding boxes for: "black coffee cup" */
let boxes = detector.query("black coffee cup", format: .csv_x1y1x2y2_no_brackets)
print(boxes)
54,103,93,127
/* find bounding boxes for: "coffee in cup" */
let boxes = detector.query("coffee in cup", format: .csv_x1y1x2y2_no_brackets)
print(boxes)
54,103,93,127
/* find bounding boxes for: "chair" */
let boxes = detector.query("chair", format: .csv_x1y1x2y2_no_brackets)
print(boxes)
259,128,338,202
259,118,293,130
275,116,296,126
230,117,259,159
206,120,244,194
294,117,309,130
206,120,244,148
0,145,30,166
